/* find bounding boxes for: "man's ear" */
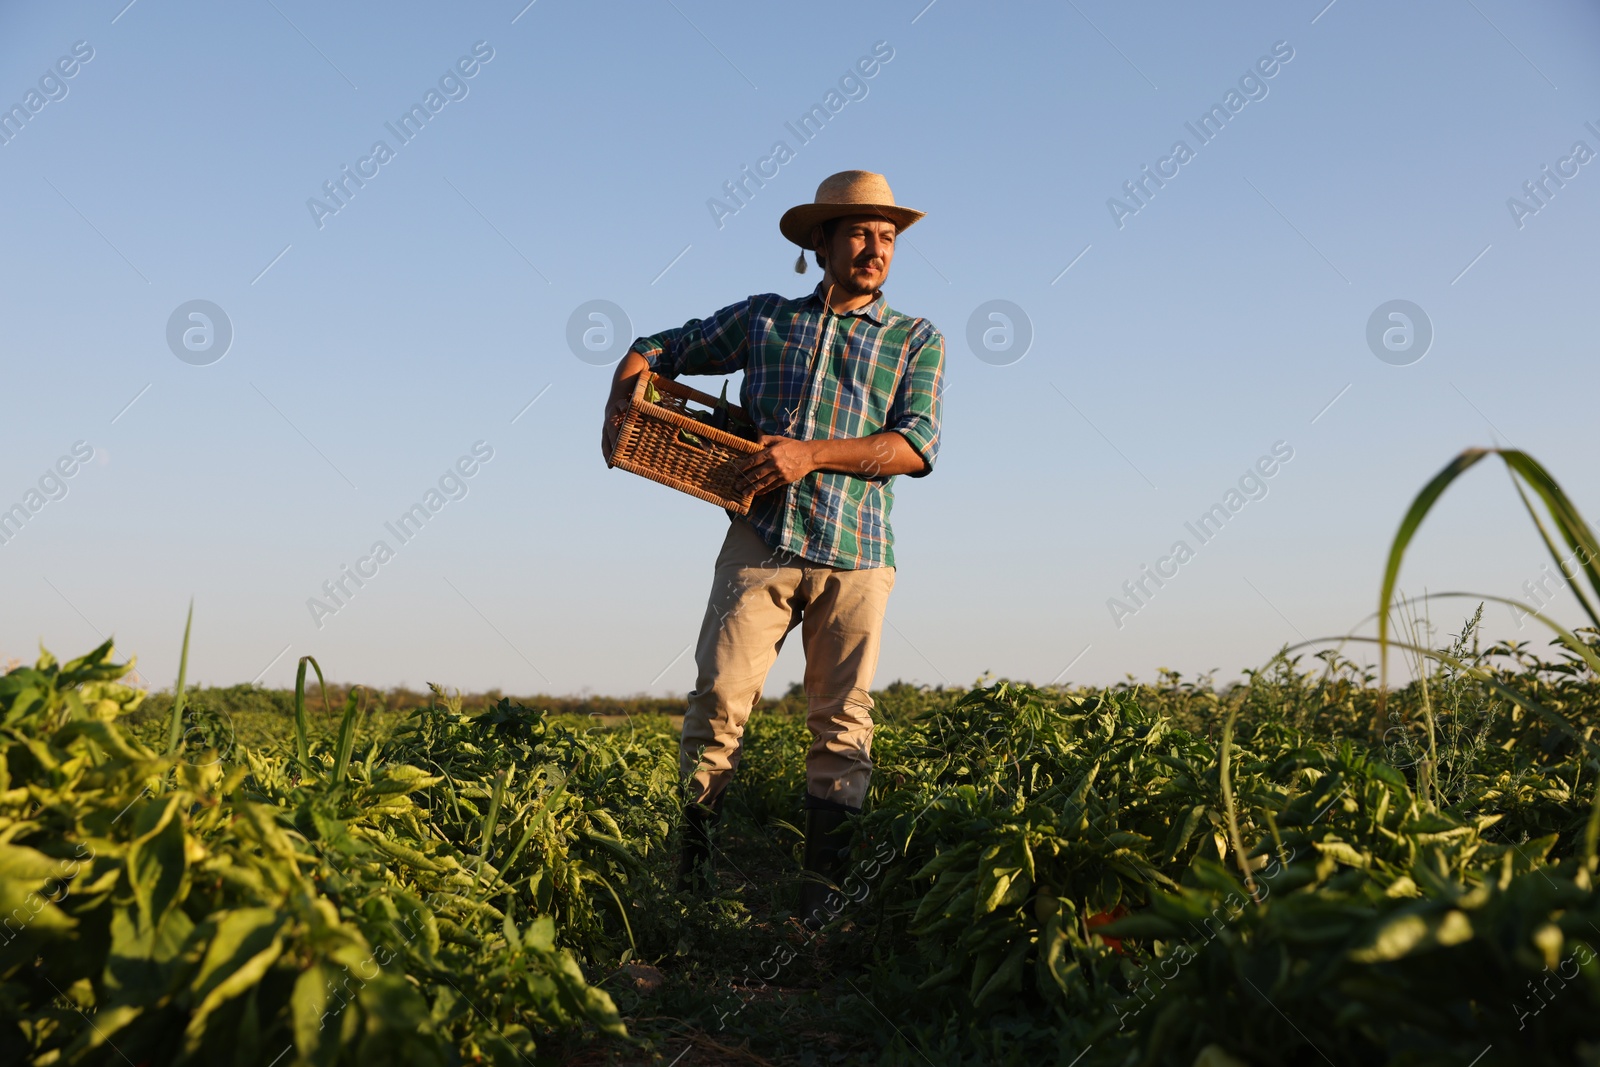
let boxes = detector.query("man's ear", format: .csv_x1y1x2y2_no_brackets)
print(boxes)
807,224,827,271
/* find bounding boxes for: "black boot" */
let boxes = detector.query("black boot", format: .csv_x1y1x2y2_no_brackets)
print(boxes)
798,795,858,930
676,794,724,895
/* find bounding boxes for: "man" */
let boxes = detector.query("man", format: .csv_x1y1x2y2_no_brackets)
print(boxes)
600,171,945,924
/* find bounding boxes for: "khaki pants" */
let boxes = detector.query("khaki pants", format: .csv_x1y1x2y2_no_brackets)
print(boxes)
681,518,896,811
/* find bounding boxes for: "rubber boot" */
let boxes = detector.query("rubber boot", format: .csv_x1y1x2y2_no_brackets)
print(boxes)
676,793,723,895
798,795,858,930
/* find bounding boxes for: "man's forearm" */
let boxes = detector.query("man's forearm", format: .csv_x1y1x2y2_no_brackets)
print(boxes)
609,350,651,400
808,431,926,478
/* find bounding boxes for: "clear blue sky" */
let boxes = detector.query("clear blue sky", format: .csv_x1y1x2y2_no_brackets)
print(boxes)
2,0,1597,697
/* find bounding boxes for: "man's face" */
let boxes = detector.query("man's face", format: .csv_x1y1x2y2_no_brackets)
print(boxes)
816,215,897,296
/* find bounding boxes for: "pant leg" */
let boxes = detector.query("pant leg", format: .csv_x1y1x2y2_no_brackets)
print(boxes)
797,563,896,810
680,520,802,806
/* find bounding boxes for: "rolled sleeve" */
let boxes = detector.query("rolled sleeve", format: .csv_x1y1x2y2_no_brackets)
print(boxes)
627,298,751,379
885,326,944,478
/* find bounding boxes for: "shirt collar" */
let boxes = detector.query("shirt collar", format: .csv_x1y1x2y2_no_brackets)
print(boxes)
806,282,889,326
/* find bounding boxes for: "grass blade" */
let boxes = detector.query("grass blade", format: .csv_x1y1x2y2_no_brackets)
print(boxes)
331,686,365,783
1218,705,1257,900
1584,765,1600,875
1377,447,1600,723
165,600,194,755
293,656,329,768
476,768,509,878
1500,451,1600,632
1377,449,1490,694
581,865,636,951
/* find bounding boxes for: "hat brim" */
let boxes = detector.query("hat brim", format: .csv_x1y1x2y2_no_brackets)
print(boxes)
779,202,925,248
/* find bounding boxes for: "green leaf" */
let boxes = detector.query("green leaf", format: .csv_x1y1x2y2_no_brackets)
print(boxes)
912,868,975,928
1313,840,1370,869
74,1004,143,1054
369,837,444,872
127,797,187,929
976,868,1018,916
367,765,443,796
0,676,48,727
190,907,285,1004
185,922,286,1053
106,904,194,1000
357,973,433,1034
1147,887,1214,924
1369,762,1407,791
0,843,61,880
1351,912,1429,962
1066,760,1101,813
0,880,75,951
56,718,154,763
1099,913,1179,940
911,841,976,882
967,946,1001,1003
395,891,439,962
974,936,1030,1008
1037,912,1078,998
524,914,556,953
917,962,963,990
1163,804,1208,863
1349,907,1473,963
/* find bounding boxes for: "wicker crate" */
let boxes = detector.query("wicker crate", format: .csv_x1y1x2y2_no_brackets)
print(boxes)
607,371,764,514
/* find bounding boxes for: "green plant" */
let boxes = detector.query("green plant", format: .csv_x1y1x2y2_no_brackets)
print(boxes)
0,631,664,1065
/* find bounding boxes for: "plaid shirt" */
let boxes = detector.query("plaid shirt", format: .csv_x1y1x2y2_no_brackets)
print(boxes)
628,284,944,569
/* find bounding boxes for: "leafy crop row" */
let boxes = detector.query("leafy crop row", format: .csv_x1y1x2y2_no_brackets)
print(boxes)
5,624,1599,1065
0,641,679,1065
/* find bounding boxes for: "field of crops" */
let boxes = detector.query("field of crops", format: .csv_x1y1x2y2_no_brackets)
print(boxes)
5,448,1600,1066
1,616,1598,1066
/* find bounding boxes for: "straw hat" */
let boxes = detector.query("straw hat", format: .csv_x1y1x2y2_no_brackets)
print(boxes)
779,170,925,249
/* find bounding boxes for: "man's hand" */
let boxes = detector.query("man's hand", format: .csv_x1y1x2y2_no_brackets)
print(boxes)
601,351,651,461
738,435,817,496
601,388,632,461
736,430,927,495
